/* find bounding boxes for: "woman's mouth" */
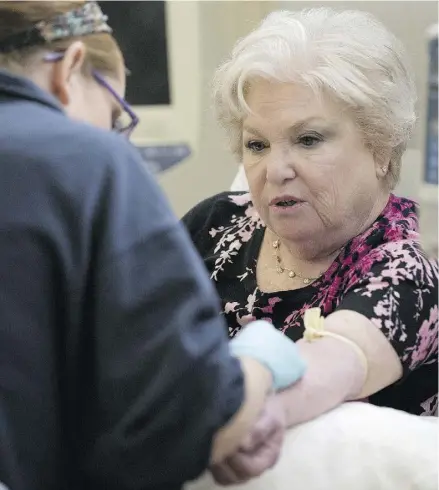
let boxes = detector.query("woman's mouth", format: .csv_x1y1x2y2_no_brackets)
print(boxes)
269,195,303,208
275,200,298,207
269,197,306,214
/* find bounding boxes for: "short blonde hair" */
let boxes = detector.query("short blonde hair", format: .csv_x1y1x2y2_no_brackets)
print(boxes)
213,8,417,189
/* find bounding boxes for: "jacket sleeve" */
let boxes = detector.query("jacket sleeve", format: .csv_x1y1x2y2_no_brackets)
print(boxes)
80,139,244,489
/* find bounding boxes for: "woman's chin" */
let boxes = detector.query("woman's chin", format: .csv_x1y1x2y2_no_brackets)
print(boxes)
268,205,317,232
269,220,319,246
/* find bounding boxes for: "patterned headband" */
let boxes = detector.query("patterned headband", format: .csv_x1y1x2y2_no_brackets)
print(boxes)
0,1,112,53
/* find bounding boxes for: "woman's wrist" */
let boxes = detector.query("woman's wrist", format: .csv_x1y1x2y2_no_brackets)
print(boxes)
211,318,309,464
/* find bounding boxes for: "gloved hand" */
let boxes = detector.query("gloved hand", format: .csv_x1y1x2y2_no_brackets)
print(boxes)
229,320,306,391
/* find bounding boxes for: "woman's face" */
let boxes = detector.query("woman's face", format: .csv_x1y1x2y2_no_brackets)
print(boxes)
242,80,390,254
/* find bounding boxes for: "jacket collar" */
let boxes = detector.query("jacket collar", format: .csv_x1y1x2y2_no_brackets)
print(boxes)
0,69,64,113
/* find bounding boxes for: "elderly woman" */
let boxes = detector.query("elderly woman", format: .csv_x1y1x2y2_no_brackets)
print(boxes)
183,7,438,486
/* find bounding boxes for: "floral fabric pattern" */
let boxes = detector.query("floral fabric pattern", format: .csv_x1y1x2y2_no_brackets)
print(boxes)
183,192,438,415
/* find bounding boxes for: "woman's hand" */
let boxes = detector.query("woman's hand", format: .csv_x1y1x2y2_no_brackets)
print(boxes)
210,395,287,485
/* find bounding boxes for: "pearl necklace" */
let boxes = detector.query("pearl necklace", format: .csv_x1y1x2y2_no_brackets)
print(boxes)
272,239,324,285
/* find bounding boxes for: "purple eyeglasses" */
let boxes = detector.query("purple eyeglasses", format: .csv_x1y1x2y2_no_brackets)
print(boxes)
44,52,139,138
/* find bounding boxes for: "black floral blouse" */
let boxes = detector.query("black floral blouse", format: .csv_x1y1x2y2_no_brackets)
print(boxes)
183,192,438,416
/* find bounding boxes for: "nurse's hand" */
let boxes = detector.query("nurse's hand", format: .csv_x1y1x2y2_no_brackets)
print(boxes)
210,395,286,485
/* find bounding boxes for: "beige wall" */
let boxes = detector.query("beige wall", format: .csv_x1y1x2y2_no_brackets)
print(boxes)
139,1,437,249
157,1,272,216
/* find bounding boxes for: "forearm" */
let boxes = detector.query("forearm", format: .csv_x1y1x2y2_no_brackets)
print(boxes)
278,335,365,427
278,309,403,428
211,357,272,464
212,319,306,460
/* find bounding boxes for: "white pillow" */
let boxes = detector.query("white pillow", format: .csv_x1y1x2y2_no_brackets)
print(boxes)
187,402,438,490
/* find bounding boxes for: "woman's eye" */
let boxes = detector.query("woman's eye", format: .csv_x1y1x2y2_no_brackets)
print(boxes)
245,140,267,153
298,134,323,147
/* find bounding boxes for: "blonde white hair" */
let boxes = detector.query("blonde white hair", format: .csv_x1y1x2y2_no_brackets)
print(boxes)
213,8,417,189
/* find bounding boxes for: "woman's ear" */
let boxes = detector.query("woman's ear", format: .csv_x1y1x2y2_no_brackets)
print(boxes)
50,41,87,106
376,163,389,179
374,149,391,179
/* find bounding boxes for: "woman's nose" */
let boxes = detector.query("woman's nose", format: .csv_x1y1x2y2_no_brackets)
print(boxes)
265,148,296,185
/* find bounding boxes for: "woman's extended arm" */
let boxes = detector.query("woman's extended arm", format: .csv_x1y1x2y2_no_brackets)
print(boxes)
212,320,307,462
278,309,402,428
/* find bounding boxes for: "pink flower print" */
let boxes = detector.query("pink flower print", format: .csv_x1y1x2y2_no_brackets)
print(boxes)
381,267,406,285
407,230,420,240
355,240,374,258
224,302,240,314
209,198,263,279
420,394,438,416
229,193,251,206
284,312,295,325
386,225,405,242
374,300,391,318
409,305,439,370
219,250,231,261
384,319,394,331
369,317,383,330
357,277,388,298
261,296,282,313
229,240,241,251
281,308,304,332
269,296,282,307
244,205,260,220
237,267,253,282
209,227,223,238
368,288,407,342
355,250,383,275
324,274,343,305
238,228,253,242
245,291,258,311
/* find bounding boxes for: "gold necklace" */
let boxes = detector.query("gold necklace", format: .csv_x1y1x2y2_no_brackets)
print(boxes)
272,239,324,285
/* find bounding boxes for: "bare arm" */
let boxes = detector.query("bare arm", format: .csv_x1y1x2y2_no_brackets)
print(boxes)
278,310,402,428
